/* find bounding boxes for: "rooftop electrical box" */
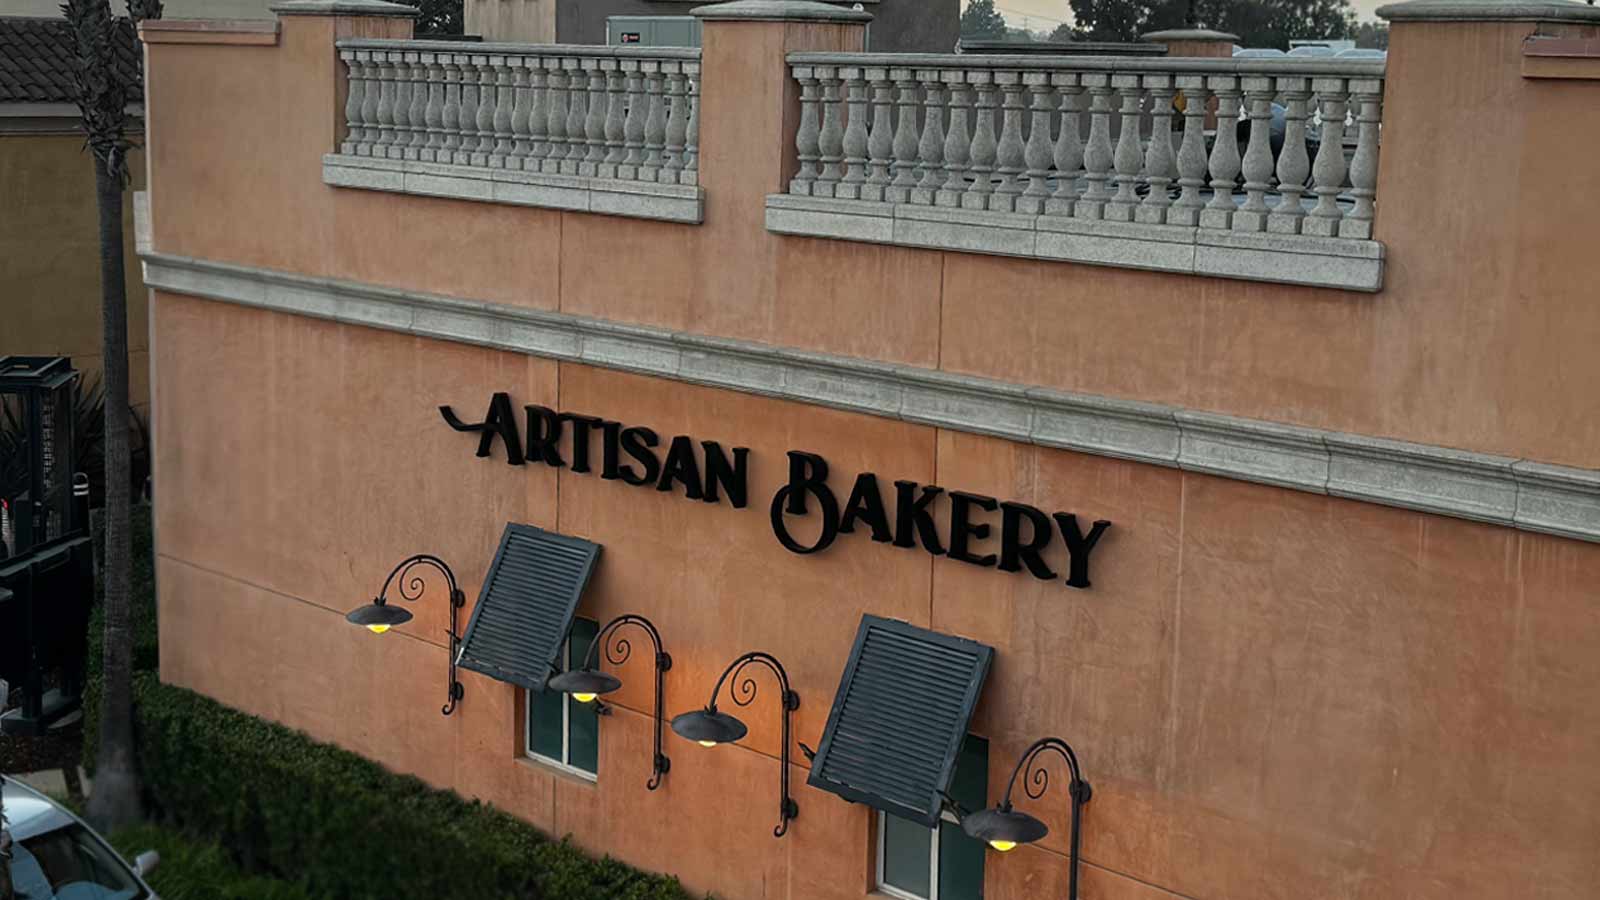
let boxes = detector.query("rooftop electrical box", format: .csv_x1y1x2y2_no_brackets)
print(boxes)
606,16,701,48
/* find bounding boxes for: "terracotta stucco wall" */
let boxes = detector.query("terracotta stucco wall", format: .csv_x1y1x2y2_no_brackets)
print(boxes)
140,14,1600,470
0,132,150,413
152,292,1600,900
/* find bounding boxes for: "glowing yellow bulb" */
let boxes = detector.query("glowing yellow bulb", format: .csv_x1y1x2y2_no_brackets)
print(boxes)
989,840,1018,853
572,692,598,704
697,740,719,748
366,623,391,634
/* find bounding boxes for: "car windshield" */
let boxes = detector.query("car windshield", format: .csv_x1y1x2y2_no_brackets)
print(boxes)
10,822,148,900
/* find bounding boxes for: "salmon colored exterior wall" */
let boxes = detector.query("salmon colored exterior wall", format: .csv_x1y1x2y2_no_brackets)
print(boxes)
141,7,1600,900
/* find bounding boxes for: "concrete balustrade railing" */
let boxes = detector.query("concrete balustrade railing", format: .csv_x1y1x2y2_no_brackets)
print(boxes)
769,52,1388,290
326,40,703,222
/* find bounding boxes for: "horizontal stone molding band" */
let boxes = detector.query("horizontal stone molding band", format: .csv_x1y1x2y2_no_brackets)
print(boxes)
140,250,1600,543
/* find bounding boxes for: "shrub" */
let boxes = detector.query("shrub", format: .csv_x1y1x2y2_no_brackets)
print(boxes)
121,674,700,900
108,822,314,900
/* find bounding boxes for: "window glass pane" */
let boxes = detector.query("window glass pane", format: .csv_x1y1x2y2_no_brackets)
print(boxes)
566,618,600,774
18,825,146,900
528,686,564,761
938,820,985,900
882,814,933,899
949,734,989,814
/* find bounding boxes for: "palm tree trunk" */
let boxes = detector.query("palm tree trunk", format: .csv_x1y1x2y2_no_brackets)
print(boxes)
84,150,141,833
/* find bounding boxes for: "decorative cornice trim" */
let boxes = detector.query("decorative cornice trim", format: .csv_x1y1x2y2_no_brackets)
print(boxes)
1378,0,1600,23
138,251,1600,544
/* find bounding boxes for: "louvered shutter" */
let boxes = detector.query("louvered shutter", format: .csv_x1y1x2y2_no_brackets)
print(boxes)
806,616,994,828
456,523,602,692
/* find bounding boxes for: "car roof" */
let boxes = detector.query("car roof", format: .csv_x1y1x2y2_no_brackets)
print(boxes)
1,775,78,842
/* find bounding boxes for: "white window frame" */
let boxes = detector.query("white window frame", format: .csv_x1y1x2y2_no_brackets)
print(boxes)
523,631,598,783
874,806,964,900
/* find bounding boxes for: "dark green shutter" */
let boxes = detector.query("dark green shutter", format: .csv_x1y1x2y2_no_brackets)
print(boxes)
807,616,994,828
457,523,601,692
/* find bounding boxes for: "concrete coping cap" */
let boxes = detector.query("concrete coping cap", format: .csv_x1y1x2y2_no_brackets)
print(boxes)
1140,28,1241,42
271,0,420,17
1378,0,1600,22
691,0,874,22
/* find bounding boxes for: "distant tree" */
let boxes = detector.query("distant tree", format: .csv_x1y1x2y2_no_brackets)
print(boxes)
1353,20,1388,48
398,0,463,35
1067,0,1352,48
961,0,1010,39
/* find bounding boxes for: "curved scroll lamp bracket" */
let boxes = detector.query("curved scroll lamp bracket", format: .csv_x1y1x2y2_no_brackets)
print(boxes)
344,554,466,717
546,614,674,791
960,737,1093,900
671,651,801,838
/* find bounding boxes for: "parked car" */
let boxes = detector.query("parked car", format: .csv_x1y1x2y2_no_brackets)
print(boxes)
1,775,160,900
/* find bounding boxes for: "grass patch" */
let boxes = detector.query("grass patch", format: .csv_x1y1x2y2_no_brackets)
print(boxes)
108,822,314,900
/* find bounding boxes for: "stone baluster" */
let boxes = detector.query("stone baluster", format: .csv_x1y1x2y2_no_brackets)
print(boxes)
990,70,1026,212
373,51,396,153
563,59,588,174
936,69,970,208
862,66,895,202
386,51,410,160
543,58,568,174
1017,71,1053,215
791,65,821,194
816,65,844,198
1302,76,1349,237
1077,73,1114,219
1233,75,1276,232
837,66,869,199
661,61,690,184
406,51,428,160
475,54,497,163
1106,73,1143,222
421,52,446,163
911,69,945,206
508,57,534,169
340,49,365,155
680,62,700,186
619,59,645,179
885,67,919,204
439,53,462,163
491,56,515,167
584,57,608,175
454,53,479,165
963,70,997,210
1341,77,1382,240
1167,75,1209,227
1199,74,1241,230
1136,73,1176,224
600,60,626,179
1047,73,1083,216
639,60,668,181
527,58,549,163
1268,75,1312,233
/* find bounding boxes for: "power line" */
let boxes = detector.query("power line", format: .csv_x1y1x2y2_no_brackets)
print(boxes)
993,5,1069,25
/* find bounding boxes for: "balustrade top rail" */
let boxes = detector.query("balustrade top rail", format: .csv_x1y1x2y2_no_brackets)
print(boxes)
785,51,1386,77
782,50,1386,244
338,37,701,61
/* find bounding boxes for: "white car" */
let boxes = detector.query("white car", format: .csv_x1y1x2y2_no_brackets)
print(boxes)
2,775,160,900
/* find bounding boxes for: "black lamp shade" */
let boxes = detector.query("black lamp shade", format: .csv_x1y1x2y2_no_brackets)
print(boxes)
962,806,1049,848
671,708,749,746
346,601,413,631
546,669,622,698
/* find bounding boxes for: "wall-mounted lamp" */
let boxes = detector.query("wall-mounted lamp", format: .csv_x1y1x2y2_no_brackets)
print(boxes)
670,651,800,838
345,554,466,716
961,737,1092,900
547,614,673,790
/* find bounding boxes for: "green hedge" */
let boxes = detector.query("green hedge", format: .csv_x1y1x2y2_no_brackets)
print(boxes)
109,822,315,900
126,673,701,900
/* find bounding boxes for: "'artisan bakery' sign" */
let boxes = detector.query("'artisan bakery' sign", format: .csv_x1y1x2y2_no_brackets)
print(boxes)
441,394,1112,589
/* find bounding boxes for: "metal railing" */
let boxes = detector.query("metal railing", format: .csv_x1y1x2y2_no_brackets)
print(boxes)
784,53,1385,240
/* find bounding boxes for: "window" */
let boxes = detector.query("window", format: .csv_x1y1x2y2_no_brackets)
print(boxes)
12,822,149,900
877,735,988,900
525,617,600,778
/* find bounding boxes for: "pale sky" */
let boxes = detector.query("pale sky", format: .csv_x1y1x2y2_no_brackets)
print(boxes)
975,0,1388,33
